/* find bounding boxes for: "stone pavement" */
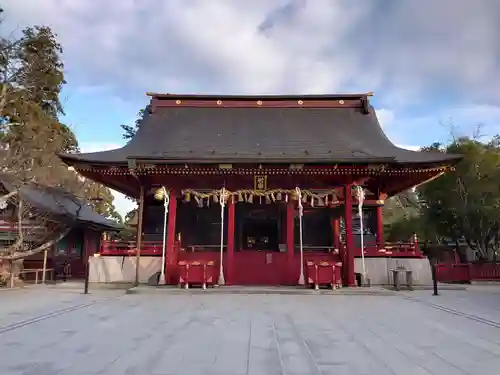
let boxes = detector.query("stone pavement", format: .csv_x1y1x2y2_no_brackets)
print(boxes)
1,287,500,375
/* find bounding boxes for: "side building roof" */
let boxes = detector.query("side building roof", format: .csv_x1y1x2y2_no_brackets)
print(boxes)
0,175,123,231
60,93,461,165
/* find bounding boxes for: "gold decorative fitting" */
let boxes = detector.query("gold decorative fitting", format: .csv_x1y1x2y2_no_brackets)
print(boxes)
175,100,181,104
216,100,222,105
154,188,168,201
339,100,344,104
257,100,262,105
298,100,303,105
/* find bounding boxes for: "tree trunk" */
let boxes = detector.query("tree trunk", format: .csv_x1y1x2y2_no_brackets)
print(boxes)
454,239,468,263
477,243,489,261
42,249,48,284
0,260,10,286
17,197,24,244
9,259,24,287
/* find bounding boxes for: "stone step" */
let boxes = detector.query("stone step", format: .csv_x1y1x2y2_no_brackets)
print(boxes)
126,285,398,296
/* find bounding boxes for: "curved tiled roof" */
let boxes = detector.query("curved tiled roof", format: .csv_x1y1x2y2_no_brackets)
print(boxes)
60,96,461,165
0,175,123,231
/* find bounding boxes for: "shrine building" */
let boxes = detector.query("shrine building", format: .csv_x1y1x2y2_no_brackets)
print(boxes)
59,93,460,287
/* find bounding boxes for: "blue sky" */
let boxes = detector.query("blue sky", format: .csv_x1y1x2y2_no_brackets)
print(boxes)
3,0,500,216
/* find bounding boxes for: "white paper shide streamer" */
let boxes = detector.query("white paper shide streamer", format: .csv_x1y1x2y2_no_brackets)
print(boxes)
159,187,170,285
296,187,305,285
355,185,367,282
218,187,226,285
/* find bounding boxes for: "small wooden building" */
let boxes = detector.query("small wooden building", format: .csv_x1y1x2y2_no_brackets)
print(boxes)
0,177,122,280
60,93,460,286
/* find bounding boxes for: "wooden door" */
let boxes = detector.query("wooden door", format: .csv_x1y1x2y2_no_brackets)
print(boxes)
233,251,287,285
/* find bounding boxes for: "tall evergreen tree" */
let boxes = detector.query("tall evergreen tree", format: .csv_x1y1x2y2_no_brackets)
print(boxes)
0,7,123,260
0,9,121,223
120,107,148,140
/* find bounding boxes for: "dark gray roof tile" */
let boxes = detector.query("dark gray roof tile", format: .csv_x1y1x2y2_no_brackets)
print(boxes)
0,175,122,231
60,104,461,165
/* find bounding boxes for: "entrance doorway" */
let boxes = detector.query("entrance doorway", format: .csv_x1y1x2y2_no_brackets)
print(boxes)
233,204,287,285
242,217,279,251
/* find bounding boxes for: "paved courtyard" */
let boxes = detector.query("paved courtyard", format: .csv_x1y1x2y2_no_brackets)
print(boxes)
1,286,500,375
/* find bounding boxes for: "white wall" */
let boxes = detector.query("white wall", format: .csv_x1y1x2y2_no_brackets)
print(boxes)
89,255,433,286
355,257,433,285
89,256,161,283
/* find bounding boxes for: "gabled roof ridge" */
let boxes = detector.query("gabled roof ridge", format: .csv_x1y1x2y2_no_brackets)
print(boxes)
146,92,374,100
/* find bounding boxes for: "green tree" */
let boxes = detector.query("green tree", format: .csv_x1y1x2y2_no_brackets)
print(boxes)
83,180,122,223
0,9,121,274
383,190,425,240
124,208,137,224
418,137,500,260
0,17,77,187
16,26,66,118
120,106,148,140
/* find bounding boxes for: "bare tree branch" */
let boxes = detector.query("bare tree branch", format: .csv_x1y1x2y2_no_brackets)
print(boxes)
0,227,70,261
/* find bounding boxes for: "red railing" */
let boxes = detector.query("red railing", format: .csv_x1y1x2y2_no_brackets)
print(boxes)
100,240,163,256
470,263,500,280
353,242,421,257
436,263,470,283
100,240,421,257
436,262,500,283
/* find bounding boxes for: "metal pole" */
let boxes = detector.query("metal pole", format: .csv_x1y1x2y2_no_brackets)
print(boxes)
84,256,90,294
159,187,169,285
134,187,145,286
431,260,439,296
218,188,226,285
42,249,48,284
297,187,305,285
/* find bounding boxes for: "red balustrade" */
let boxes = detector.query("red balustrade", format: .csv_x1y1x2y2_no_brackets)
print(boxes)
355,242,422,257
100,239,420,258
436,263,470,283
436,262,500,283
100,240,163,256
470,262,500,280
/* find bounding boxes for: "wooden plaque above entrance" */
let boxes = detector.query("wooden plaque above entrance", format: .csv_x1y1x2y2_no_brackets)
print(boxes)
254,175,267,190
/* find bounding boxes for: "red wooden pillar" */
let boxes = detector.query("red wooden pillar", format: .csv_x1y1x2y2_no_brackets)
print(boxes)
376,205,384,248
332,218,340,249
286,200,295,285
226,198,235,285
134,186,145,286
166,189,178,285
344,184,356,286
83,229,90,262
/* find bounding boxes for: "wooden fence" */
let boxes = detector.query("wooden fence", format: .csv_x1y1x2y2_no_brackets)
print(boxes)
436,262,500,283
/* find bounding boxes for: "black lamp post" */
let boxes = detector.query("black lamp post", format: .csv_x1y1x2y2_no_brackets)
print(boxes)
430,258,439,296
84,192,104,295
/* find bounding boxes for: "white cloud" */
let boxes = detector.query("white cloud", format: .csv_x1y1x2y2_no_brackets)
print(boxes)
78,142,123,154
3,1,500,164
2,0,499,105
79,142,136,219
375,109,396,130
396,145,420,152
385,104,500,146
111,192,136,221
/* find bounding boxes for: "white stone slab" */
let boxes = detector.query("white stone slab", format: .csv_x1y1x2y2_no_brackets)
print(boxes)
1,288,500,374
